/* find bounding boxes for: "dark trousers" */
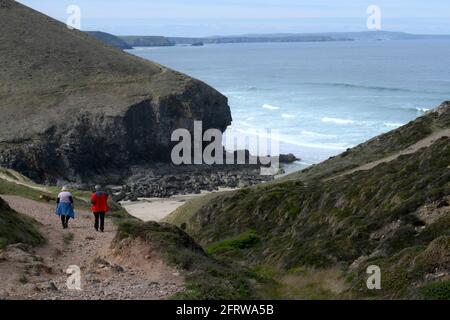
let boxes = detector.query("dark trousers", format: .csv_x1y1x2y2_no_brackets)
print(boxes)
61,215,70,228
94,212,105,231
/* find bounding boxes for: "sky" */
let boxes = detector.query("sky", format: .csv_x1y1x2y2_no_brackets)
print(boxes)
18,0,450,37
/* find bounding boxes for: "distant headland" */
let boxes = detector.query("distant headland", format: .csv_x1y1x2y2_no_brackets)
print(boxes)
85,30,450,49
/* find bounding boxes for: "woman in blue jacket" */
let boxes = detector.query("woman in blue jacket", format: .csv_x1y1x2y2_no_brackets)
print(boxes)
56,186,75,229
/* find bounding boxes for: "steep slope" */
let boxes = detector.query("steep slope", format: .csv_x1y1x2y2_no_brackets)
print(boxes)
179,102,450,299
114,220,255,299
0,0,231,184
0,197,44,249
281,101,450,183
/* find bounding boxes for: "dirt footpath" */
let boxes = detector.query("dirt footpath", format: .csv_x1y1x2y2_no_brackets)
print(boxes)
0,195,184,300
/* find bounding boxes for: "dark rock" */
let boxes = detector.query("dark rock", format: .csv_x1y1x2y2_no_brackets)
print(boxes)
36,281,58,291
112,264,125,273
0,1,231,185
436,199,449,208
279,153,300,163
112,192,127,202
119,162,275,199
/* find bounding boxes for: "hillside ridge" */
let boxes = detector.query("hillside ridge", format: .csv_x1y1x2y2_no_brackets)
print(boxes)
0,0,231,184
172,101,450,299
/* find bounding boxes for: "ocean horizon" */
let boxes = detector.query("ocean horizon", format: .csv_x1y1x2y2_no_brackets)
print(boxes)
128,39,450,172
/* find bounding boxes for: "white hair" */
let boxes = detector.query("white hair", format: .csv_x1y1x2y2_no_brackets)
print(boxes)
61,185,69,191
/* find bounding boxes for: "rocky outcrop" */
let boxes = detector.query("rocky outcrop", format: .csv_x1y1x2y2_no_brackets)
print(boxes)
113,153,300,200
0,0,231,184
112,163,274,200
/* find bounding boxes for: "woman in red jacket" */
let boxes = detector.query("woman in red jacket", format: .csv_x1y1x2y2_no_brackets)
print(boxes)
91,185,109,232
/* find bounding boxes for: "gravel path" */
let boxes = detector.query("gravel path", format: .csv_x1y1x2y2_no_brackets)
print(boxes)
0,195,184,300
325,129,450,181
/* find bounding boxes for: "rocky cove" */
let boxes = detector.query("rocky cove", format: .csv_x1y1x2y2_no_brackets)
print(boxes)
111,154,299,201
0,0,301,199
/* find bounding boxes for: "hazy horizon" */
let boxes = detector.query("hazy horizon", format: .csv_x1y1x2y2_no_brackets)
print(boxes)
17,0,450,37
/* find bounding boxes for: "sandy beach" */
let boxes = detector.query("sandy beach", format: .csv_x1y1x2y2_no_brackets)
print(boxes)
120,188,236,221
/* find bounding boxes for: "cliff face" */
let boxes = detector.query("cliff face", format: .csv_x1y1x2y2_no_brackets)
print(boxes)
0,0,231,184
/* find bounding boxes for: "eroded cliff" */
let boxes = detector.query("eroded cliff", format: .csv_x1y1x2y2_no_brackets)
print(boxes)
0,0,231,184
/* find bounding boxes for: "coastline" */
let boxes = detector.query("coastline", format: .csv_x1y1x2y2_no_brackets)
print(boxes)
120,188,237,221
117,157,302,221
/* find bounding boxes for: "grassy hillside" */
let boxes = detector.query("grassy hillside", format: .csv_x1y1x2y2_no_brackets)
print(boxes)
0,0,231,185
173,102,450,299
2,103,448,299
0,169,91,210
283,101,450,183
164,192,225,226
0,197,45,249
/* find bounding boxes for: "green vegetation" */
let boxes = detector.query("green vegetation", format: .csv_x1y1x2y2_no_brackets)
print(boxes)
164,192,225,226
206,230,259,254
0,177,45,203
100,195,255,300
282,104,449,183
0,197,45,249
1,105,448,299
253,266,348,300
0,175,90,210
347,236,450,299
115,220,255,299
177,105,450,299
419,281,450,300
189,138,449,260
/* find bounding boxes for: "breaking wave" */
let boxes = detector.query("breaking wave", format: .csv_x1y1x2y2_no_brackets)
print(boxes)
262,104,280,110
321,117,355,125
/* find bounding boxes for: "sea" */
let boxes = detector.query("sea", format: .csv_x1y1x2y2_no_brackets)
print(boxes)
127,39,450,172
